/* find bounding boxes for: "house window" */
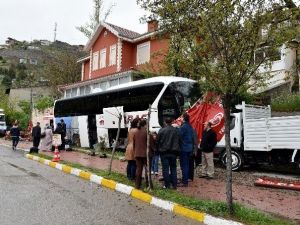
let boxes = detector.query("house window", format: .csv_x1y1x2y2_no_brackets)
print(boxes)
92,51,99,71
71,88,77,97
85,86,91,94
65,89,71,98
110,78,119,87
79,86,85,95
100,48,106,68
255,47,281,64
137,41,150,65
100,82,108,90
109,44,116,66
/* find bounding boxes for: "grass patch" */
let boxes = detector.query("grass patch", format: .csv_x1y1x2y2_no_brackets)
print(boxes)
31,153,295,225
272,93,300,112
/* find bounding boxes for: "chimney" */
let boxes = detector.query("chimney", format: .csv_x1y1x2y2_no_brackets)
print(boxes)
147,20,158,32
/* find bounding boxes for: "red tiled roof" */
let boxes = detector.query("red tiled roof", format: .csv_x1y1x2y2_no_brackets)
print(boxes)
105,22,141,39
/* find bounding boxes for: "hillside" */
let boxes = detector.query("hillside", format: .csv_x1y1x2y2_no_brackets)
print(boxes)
0,39,85,89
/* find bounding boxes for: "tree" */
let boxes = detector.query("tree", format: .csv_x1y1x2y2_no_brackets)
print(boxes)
35,96,54,112
44,51,81,95
138,0,300,214
77,0,115,38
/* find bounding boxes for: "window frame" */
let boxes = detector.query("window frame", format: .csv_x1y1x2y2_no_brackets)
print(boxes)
109,44,117,66
100,48,107,69
136,41,150,65
92,51,99,71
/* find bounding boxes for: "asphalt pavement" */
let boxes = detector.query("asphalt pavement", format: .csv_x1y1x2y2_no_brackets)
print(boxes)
0,145,202,225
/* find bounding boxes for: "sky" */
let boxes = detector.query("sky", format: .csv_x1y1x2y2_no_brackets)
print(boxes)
0,0,148,46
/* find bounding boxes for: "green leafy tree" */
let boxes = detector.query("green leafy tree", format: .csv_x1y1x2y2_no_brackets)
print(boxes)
35,96,54,112
77,0,115,38
138,0,300,214
18,100,31,115
44,52,81,95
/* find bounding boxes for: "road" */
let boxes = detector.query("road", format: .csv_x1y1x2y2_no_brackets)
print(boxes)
0,146,202,225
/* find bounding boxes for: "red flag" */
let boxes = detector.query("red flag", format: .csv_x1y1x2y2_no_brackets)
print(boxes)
173,93,224,141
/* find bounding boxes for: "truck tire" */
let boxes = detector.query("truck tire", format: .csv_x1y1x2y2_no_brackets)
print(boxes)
221,150,244,171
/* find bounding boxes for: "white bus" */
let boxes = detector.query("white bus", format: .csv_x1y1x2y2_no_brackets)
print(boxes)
54,76,200,148
0,109,7,136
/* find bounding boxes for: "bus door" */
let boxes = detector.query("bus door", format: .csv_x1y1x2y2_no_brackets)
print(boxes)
88,115,97,149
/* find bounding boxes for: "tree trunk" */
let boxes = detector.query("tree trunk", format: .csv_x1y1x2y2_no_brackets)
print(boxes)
223,95,234,214
146,104,153,190
108,113,121,175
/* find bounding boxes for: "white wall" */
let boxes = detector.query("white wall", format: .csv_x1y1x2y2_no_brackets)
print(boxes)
78,116,89,148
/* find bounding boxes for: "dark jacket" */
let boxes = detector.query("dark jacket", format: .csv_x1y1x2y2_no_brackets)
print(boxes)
200,128,217,153
133,127,147,158
10,126,20,137
179,122,194,153
157,125,181,155
32,125,41,138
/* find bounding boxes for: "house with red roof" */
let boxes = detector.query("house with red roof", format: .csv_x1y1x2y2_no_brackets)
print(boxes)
60,20,169,98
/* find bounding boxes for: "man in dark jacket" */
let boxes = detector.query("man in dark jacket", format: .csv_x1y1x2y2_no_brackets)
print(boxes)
157,118,181,189
179,113,194,187
200,121,217,179
10,122,20,151
32,122,41,148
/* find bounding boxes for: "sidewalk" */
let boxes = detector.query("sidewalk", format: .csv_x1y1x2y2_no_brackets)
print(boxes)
1,138,299,222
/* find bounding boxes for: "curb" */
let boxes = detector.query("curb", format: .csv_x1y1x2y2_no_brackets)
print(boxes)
25,154,243,225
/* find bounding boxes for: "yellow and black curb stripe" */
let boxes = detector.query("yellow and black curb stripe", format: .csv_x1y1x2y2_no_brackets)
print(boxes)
26,154,243,225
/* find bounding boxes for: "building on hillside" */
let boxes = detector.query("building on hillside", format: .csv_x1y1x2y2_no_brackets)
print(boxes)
5,37,19,46
58,20,169,148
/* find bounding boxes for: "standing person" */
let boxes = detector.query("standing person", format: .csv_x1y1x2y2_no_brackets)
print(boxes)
157,118,181,189
125,118,139,181
32,122,41,148
151,132,159,176
200,121,217,179
179,113,194,187
60,119,66,150
10,122,20,151
133,119,148,189
188,128,199,181
54,123,63,150
40,124,53,152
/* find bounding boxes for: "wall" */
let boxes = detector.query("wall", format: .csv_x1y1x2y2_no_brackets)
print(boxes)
90,28,118,79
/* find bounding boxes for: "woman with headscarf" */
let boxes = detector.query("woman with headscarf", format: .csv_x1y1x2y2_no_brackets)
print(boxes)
40,124,53,152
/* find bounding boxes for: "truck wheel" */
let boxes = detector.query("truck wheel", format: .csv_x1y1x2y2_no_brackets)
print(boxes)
221,150,243,171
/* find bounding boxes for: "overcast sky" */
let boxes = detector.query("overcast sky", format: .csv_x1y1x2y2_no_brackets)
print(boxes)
0,0,148,45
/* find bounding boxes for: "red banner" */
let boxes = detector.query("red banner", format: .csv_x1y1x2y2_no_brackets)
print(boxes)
173,93,224,142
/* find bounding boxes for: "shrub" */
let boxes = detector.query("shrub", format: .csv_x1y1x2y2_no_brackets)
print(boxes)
271,93,300,112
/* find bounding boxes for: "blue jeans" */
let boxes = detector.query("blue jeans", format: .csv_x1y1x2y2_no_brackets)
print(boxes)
180,151,191,185
151,155,159,173
126,160,136,180
160,154,177,188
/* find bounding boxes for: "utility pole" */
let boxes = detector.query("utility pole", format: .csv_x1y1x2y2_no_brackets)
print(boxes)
53,22,57,42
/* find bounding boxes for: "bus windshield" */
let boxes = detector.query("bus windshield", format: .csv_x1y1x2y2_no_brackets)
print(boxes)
158,81,201,126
